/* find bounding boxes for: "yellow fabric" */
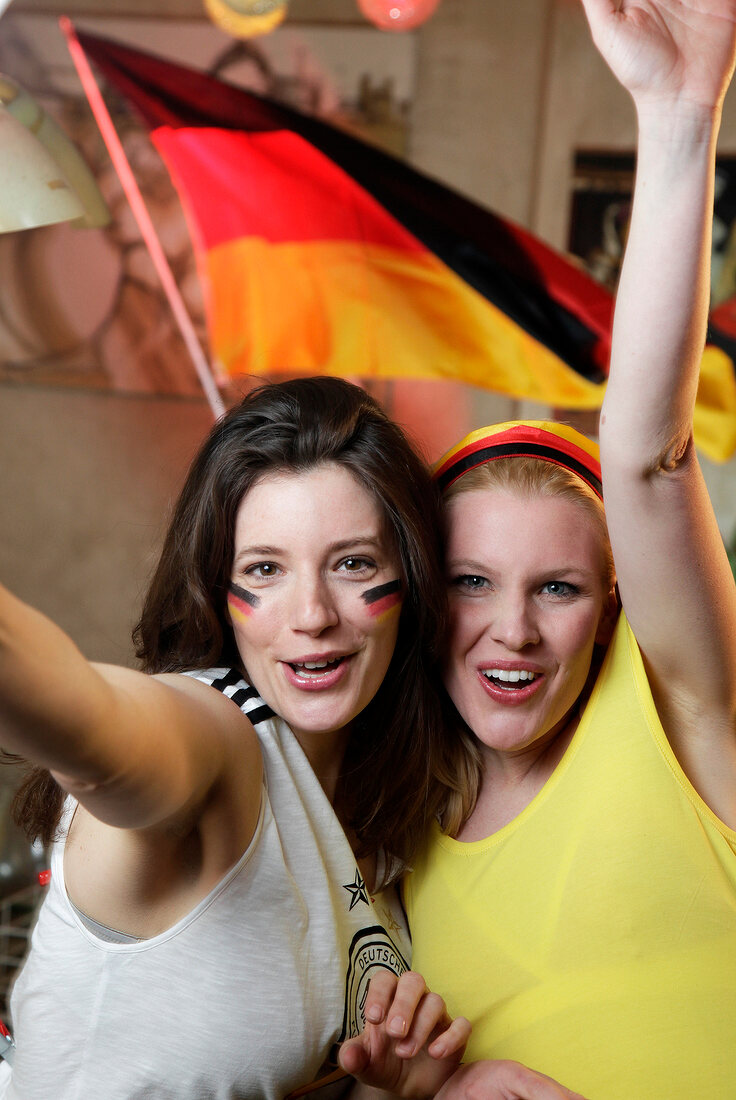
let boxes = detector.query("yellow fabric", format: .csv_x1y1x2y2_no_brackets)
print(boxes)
693,345,736,461
406,615,736,1099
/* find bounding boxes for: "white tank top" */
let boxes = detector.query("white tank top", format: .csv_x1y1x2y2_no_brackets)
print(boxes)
1,668,410,1099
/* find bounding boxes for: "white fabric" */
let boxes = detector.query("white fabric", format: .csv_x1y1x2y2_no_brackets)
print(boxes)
1,668,410,1100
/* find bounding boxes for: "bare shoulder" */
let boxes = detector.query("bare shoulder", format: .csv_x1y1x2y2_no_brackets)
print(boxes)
63,668,266,936
93,660,251,716
145,668,266,824
62,663,264,837
92,662,262,757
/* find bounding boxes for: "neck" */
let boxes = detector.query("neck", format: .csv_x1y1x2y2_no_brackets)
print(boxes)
295,724,351,805
459,706,580,841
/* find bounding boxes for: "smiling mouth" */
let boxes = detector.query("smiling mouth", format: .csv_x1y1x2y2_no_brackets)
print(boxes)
289,657,345,679
482,668,540,691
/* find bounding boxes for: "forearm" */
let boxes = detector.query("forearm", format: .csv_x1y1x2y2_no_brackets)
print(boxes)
0,582,113,779
579,0,736,469
600,103,720,468
0,582,253,831
582,1,736,746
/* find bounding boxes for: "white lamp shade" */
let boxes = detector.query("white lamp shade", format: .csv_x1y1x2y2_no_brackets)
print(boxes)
0,105,85,232
0,77,109,228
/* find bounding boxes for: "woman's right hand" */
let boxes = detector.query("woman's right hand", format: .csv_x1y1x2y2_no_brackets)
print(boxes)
435,1060,589,1100
339,969,470,1097
580,0,736,115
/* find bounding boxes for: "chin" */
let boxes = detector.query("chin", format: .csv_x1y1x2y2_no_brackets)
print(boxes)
287,706,352,738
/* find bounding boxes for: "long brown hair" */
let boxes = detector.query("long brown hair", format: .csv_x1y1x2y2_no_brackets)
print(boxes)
13,378,454,876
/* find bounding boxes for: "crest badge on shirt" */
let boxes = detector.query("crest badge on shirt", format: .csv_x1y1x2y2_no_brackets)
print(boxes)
335,921,410,1054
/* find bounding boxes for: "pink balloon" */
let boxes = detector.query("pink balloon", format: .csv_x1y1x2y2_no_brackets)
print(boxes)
357,0,442,32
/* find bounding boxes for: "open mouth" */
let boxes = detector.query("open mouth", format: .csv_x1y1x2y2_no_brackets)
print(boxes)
289,657,345,679
481,668,540,691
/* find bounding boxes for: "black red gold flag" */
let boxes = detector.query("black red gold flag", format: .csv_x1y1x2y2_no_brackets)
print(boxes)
75,30,736,461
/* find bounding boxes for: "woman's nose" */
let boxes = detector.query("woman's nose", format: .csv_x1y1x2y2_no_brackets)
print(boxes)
490,594,540,650
289,576,340,635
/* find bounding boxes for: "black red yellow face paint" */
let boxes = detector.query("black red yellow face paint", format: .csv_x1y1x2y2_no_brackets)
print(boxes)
361,579,402,622
227,581,261,624
228,578,402,626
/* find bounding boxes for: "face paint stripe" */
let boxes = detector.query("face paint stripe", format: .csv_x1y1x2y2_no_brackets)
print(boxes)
361,579,401,606
229,582,260,607
228,601,251,625
227,582,260,621
371,600,402,623
362,579,402,620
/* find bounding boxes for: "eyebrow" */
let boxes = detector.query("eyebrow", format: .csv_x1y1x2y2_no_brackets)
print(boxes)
329,536,385,554
446,559,596,578
232,535,385,566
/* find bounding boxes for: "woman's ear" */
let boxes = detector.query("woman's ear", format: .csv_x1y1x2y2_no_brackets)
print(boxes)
595,584,619,646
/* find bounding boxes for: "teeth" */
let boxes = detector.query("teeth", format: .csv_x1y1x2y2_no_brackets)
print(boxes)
291,658,342,677
483,668,537,683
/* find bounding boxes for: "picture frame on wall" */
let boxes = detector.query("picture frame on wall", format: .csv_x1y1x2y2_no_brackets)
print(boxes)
569,148,736,309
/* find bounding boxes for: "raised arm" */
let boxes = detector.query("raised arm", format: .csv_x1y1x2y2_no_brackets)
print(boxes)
581,0,736,824
0,583,261,833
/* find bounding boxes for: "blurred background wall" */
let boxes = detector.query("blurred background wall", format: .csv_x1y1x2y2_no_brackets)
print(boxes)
2,0,736,668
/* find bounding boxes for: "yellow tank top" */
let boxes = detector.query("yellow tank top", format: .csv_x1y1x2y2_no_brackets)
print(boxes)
406,615,736,1099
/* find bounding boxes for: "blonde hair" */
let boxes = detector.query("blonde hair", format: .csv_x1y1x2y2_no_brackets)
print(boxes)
444,456,615,589
437,456,615,836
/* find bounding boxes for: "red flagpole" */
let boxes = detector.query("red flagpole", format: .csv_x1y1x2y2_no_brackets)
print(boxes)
60,17,226,420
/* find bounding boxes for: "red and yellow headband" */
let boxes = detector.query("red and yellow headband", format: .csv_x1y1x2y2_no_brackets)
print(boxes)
433,420,602,500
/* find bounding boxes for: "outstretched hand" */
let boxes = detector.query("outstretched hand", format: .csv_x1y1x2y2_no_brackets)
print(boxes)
339,970,470,1098
580,0,736,112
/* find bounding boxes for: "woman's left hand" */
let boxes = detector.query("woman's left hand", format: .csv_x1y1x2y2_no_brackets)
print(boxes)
339,970,470,1098
581,0,736,112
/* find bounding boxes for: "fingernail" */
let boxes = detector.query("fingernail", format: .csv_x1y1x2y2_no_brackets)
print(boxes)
430,1041,446,1058
397,1040,415,1057
387,1015,406,1037
365,1004,382,1024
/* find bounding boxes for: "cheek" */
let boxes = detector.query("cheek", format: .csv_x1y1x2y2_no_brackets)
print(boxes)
555,613,600,677
362,596,403,678
443,607,472,689
446,597,482,656
227,591,280,661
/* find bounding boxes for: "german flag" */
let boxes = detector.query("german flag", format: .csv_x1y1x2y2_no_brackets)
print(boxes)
702,298,736,458
75,31,736,462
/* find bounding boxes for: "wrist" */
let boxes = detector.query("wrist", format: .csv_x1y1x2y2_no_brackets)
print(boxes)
634,96,722,149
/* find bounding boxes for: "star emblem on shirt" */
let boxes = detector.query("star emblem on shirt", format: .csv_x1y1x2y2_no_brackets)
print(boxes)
379,906,402,935
342,869,369,910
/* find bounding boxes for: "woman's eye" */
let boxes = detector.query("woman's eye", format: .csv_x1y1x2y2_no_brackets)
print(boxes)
453,574,488,591
245,562,280,579
542,580,577,598
338,556,375,574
